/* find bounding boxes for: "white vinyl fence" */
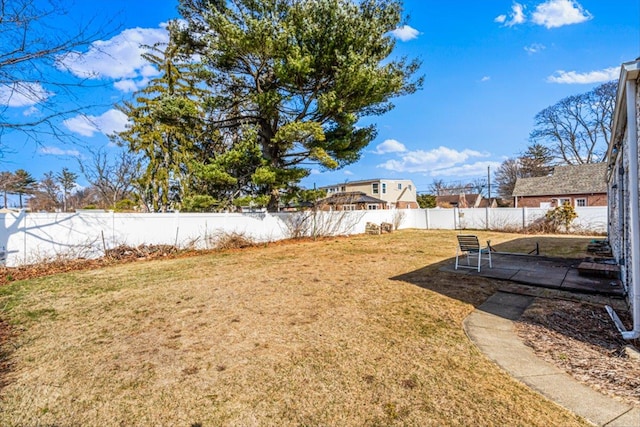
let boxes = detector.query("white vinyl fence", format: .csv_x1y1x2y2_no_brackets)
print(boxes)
0,206,607,267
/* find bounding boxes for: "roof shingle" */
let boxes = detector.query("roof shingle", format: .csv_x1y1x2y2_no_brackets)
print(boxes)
512,163,607,197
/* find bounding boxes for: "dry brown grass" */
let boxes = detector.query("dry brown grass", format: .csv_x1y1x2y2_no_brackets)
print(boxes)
0,230,592,426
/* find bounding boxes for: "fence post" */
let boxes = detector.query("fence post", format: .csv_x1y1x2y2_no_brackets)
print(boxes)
522,207,527,230
425,208,430,230
453,207,458,230
485,206,489,230
22,212,27,264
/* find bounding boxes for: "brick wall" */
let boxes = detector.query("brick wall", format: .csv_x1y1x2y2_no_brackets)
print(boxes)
516,193,607,208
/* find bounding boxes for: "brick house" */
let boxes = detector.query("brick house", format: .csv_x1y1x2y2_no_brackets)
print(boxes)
320,179,419,209
511,163,607,208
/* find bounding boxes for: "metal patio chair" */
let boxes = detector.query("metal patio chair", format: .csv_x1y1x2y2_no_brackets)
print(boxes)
455,235,492,272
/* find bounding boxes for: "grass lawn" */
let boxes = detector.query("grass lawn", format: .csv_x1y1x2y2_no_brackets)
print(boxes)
0,229,593,426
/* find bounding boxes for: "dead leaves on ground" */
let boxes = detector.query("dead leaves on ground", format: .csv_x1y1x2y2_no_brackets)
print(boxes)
516,299,640,406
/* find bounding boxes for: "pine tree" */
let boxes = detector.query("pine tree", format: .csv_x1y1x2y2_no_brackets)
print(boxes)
174,0,422,210
12,169,36,208
116,31,205,212
56,168,78,212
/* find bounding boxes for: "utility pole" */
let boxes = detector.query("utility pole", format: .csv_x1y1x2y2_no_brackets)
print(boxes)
487,166,491,200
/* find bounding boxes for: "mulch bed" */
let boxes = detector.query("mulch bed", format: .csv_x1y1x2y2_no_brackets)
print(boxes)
515,298,640,406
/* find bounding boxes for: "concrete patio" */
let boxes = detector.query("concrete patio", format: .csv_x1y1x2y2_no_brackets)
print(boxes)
441,252,625,297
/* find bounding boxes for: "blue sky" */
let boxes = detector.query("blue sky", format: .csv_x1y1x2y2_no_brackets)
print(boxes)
2,0,639,195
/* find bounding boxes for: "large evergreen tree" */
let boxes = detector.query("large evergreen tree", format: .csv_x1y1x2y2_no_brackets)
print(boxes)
174,0,422,210
117,33,205,212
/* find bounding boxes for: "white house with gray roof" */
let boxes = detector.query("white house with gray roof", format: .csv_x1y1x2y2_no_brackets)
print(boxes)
320,179,418,209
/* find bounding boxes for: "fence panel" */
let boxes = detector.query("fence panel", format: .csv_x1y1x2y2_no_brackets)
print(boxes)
0,206,607,267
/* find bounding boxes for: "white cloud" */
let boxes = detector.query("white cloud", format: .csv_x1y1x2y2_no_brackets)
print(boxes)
377,146,489,174
480,76,491,82
38,146,81,156
63,109,129,137
524,43,546,54
309,169,321,175
113,77,151,93
390,25,420,42
63,116,98,137
430,161,502,178
373,139,407,154
0,82,52,107
56,26,168,92
23,106,39,116
531,0,592,29
113,79,141,93
496,3,526,27
344,170,354,176
547,67,618,84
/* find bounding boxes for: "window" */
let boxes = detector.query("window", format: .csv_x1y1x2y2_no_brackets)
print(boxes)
559,198,571,206
409,184,413,191
372,183,379,194
397,183,402,190
343,204,356,211
367,204,379,210
575,198,586,207
340,186,346,192
382,183,386,194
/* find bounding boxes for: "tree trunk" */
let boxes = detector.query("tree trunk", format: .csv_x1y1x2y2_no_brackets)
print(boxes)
267,188,279,212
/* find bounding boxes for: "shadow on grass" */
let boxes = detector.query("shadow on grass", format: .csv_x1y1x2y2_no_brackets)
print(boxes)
391,259,502,309
393,235,633,353
394,235,604,307
391,237,569,309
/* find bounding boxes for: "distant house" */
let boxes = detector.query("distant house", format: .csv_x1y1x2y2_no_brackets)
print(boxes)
436,193,487,208
320,179,418,209
511,163,607,208
318,191,387,211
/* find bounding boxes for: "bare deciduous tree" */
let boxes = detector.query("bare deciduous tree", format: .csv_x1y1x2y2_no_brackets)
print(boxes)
0,0,116,147
494,158,520,199
79,148,139,209
429,179,477,196
494,143,555,199
529,81,617,165
28,171,60,212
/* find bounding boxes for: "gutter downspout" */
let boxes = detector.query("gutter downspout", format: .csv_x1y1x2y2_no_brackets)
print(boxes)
607,79,640,340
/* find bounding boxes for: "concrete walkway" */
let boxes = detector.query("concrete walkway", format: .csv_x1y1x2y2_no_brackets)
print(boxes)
464,291,640,426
